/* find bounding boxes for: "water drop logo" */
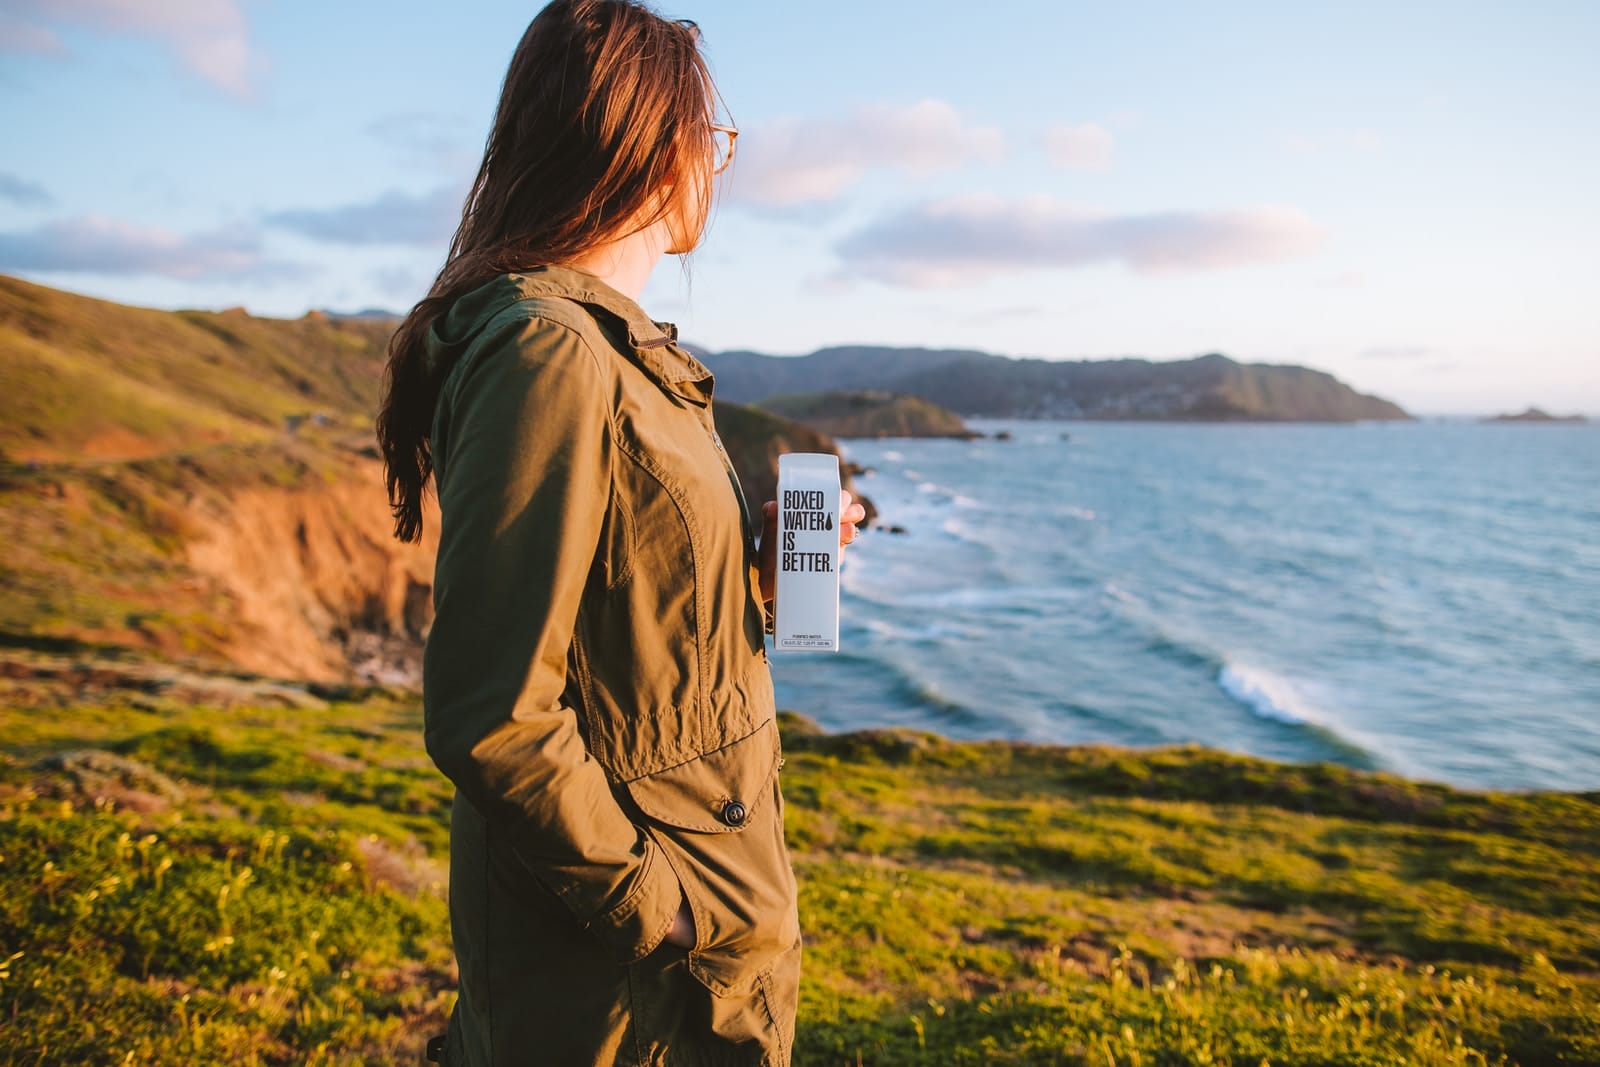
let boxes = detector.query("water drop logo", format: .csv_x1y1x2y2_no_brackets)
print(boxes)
825,513,834,531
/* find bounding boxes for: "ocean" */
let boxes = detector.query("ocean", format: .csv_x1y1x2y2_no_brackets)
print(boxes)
766,419,1600,792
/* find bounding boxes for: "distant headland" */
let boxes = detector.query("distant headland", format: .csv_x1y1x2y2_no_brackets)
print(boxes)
1483,406,1588,423
696,345,1411,423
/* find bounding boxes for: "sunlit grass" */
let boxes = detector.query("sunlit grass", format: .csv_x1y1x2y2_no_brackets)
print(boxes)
1,691,1595,1064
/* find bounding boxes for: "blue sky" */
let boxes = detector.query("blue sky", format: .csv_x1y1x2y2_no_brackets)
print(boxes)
2,1,1596,415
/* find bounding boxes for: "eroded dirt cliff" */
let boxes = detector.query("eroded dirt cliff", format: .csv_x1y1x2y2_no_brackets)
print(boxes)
184,463,438,685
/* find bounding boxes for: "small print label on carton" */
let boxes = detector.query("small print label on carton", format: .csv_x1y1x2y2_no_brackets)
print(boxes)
775,452,841,652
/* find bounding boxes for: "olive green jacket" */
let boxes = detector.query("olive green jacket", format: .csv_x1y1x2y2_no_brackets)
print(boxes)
423,267,800,1064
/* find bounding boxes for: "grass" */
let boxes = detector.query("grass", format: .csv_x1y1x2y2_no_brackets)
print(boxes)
0,273,392,464
756,391,975,439
1,678,1596,1065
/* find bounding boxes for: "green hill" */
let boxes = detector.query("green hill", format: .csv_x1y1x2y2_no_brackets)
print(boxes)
0,670,1594,1065
758,390,977,439
0,274,393,463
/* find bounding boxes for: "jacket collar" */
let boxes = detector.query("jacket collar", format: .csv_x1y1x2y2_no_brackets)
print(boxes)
504,266,714,405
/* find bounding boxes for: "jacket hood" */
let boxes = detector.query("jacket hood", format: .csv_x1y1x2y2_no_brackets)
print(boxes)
422,273,530,377
423,267,713,404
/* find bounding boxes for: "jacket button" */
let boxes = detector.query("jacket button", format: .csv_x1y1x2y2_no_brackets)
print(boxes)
721,800,747,826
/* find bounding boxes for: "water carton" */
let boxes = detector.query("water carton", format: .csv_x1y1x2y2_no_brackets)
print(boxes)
775,452,841,652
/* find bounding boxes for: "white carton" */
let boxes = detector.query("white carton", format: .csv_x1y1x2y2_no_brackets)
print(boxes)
775,452,841,652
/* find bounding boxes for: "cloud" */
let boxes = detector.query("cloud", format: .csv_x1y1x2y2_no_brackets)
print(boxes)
1,0,260,98
726,99,1005,209
0,172,52,208
1045,122,1116,171
0,215,301,280
0,15,65,54
267,185,463,247
366,112,481,175
834,195,1326,287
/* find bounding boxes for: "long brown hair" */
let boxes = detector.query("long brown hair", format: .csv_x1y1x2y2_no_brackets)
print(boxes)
377,0,720,543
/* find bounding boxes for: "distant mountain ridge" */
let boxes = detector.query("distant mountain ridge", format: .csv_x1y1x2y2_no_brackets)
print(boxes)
1484,407,1587,423
698,346,1411,422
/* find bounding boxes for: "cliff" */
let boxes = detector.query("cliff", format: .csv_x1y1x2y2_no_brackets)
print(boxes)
700,346,1412,422
0,274,857,682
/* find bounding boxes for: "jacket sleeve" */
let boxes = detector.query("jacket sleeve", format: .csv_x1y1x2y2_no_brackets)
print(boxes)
423,313,682,965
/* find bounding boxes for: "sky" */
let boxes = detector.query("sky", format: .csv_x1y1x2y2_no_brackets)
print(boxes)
2,1,1597,416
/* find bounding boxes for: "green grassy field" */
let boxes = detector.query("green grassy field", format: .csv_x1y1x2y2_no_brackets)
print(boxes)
2,660,1596,1065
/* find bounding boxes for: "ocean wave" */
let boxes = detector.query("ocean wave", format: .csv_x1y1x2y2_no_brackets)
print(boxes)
822,650,993,732
1218,662,1323,725
1101,584,1384,768
860,617,968,642
1102,585,1222,670
908,480,985,511
1217,662,1380,768
897,583,1054,615
1103,581,1142,606
1144,631,1220,672
939,516,976,539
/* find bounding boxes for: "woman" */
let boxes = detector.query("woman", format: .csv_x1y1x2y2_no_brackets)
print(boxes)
376,2,863,1064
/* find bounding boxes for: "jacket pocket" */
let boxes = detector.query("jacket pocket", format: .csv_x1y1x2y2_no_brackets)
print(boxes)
625,716,783,832
623,717,799,998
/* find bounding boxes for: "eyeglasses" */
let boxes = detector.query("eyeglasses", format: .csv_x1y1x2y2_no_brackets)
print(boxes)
711,122,738,175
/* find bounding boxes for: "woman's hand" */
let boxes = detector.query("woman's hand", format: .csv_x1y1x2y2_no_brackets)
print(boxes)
758,488,867,603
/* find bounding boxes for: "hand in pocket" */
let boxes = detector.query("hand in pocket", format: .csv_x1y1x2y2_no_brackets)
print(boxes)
663,891,696,949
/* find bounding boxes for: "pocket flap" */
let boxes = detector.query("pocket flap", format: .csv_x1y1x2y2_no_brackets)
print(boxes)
625,718,781,833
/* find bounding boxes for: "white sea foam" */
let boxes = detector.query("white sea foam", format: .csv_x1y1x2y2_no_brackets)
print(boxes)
862,617,964,642
1217,662,1325,727
882,450,904,462
939,516,995,548
1217,661,1389,768
1063,506,1098,521
1103,582,1142,606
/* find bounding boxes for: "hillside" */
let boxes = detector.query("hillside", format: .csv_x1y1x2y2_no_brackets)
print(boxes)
0,274,396,464
712,400,873,527
0,274,436,682
700,346,1411,422
0,670,1594,1064
758,390,977,439
0,274,855,683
